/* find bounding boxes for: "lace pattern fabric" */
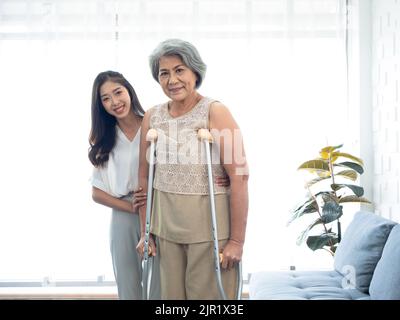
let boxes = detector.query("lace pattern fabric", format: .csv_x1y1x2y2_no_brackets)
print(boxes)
150,97,229,195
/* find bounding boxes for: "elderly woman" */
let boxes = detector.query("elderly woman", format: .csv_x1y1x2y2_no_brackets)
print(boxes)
136,39,249,300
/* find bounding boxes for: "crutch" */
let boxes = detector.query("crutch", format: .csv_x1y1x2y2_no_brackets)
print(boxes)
197,128,243,300
142,128,158,300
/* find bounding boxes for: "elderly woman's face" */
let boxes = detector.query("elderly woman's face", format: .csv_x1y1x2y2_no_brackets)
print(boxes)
158,55,198,102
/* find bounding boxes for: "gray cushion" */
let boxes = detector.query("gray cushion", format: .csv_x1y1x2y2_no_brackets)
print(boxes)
334,211,397,293
369,224,400,299
249,270,370,300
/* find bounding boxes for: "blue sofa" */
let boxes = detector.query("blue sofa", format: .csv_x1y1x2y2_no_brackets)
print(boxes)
249,211,400,300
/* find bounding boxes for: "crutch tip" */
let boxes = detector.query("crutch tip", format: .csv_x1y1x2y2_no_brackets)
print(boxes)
198,128,213,142
146,128,158,142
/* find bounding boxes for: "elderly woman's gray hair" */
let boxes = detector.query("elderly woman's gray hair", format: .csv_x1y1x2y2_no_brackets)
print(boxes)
149,39,207,89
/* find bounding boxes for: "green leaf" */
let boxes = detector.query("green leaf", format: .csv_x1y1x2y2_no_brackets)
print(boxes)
296,218,322,245
288,198,318,225
338,195,372,204
334,161,364,174
321,201,343,223
320,144,343,153
316,170,331,178
336,170,358,181
298,160,330,172
292,197,314,212
306,233,339,251
331,245,338,253
320,192,339,203
331,184,364,197
319,145,343,162
332,152,364,166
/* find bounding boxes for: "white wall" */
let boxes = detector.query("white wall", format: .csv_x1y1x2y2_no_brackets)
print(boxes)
348,0,373,216
371,0,400,221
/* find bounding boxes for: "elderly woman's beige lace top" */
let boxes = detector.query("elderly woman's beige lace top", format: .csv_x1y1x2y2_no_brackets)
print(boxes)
149,96,229,195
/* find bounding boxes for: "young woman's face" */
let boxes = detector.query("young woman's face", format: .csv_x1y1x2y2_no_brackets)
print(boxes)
99,80,131,119
158,55,198,102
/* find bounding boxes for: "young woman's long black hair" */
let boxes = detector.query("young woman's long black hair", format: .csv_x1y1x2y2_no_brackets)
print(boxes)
88,71,145,167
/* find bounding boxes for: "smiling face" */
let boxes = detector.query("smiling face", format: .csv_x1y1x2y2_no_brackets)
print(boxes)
99,80,132,119
158,55,198,102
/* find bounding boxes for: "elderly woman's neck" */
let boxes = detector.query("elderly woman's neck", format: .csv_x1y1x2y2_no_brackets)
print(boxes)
169,93,203,115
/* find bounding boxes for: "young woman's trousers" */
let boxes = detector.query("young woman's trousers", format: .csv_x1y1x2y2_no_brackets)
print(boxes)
110,206,161,300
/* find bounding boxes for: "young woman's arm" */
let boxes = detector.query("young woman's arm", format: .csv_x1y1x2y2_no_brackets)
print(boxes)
92,186,146,213
210,102,249,270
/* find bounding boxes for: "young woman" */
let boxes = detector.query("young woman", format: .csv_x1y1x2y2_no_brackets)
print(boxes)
88,70,160,300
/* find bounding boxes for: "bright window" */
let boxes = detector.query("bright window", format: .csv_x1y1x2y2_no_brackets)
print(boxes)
0,0,348,282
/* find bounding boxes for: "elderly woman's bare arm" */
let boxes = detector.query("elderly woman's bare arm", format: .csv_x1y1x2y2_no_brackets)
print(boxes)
209,102,249,270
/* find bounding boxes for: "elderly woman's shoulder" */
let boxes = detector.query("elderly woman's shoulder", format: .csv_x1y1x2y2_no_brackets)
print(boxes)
209,100,238,128
210,100,231,115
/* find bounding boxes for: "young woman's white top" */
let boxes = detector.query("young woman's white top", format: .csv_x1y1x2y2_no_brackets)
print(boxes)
91,126,141,198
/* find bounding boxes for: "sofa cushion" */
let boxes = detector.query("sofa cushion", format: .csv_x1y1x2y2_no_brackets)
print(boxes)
249,270,370,300
369,224,400,299
334,211,397,293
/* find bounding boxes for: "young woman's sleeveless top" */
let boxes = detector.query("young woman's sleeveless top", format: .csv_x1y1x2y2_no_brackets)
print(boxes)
149,96,229,195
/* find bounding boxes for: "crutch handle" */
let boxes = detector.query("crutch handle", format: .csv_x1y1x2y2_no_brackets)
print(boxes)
197,128,214,143
146,128,158,142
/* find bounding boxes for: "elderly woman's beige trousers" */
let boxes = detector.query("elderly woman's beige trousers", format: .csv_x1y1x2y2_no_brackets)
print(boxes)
158,237,238,300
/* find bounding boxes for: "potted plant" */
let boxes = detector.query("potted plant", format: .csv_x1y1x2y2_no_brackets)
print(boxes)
288,144,371,256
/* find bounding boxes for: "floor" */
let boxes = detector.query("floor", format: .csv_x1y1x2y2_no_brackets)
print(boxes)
0,285,249,300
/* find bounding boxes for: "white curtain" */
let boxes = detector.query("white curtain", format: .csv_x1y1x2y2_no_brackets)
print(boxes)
0,0,348,282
